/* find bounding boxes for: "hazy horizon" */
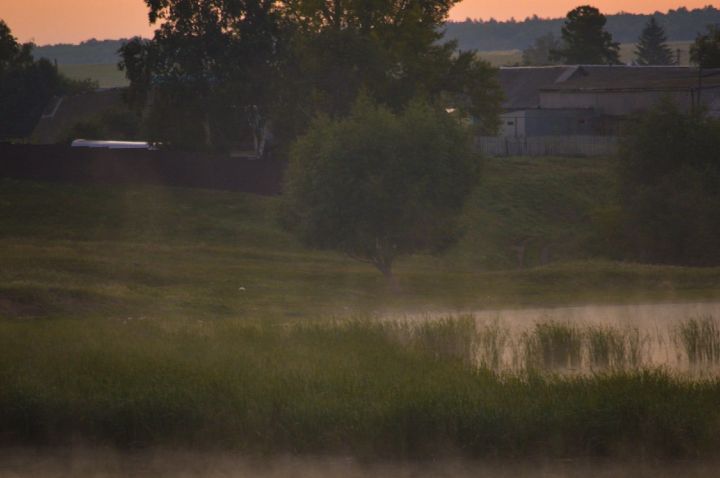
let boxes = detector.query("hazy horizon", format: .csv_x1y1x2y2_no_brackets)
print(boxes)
0,0,716,45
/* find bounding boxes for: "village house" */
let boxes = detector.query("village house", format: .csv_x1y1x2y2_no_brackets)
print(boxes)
482,65,720,156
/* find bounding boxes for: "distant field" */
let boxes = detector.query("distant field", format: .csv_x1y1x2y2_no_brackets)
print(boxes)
58,63,129,88
477,41,693,66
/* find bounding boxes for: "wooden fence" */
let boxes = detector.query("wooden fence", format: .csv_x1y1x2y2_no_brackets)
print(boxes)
0,144,285,195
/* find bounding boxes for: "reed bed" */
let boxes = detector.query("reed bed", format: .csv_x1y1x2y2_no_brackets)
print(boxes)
1,315,720,458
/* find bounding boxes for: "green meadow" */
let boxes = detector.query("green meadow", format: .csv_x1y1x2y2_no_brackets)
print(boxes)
2,156,720,458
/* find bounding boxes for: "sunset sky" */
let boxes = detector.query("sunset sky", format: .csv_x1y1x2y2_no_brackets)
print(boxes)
0,0,716,45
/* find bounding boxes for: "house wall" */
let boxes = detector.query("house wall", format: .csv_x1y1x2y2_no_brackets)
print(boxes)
539,90,698,116
499,109,599,137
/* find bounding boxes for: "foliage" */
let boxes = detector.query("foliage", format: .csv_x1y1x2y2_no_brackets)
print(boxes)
521,32,562,66
0,20,96,140
1,316,720,458
119,0,280,152
609,102,720,265
280,98,478,278
690,25,720,68
550,6,621,65
120,0,503,152
274,0,502,141
635,17,675,65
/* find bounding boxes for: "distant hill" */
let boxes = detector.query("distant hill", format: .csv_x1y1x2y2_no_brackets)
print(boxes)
444,6,720,51
34,38,131,65
32,6,720,66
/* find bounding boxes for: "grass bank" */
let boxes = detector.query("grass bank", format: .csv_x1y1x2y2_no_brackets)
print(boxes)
3,157,720,458
2,157,719,322
1,317,719,458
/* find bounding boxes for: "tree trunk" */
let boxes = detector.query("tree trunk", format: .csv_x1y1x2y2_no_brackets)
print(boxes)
374,260,399,292
203,113,213,149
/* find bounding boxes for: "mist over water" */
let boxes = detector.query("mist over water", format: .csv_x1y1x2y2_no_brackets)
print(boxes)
2,448,720,478
389,301,720,374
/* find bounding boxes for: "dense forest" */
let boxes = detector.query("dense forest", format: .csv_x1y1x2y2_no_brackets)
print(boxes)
32,6,720,65
34,38,133,65
446,6,720,51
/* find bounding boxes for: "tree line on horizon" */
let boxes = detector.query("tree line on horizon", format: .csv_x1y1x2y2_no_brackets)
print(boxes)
445,5,720,51
522,6,720,67
27,6,720,66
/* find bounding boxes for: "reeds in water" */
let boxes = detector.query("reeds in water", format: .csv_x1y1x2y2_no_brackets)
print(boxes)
676,317,720,366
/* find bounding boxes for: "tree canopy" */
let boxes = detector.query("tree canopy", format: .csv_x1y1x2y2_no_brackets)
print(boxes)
690,25,720,68
635,17,675,65
280,98,479,278
522,32,562,66
604,102,720,265
120,0,502,153
551,6,620,65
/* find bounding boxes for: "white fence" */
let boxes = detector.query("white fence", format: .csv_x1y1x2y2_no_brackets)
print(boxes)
477,136,619,157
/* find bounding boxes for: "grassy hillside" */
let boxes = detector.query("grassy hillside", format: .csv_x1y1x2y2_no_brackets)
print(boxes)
3,157,720,458
58,63,129,88
2,156,720,324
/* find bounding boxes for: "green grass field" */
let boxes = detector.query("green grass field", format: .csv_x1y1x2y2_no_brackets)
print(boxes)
3,156,720,458
2,156,719,323
58,63,129,88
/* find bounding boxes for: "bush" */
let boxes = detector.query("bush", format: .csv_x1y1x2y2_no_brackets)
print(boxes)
280,97,479,278
606,101,720,265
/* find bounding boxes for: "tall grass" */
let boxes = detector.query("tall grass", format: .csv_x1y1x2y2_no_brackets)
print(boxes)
522,320,583,370
586,325,627,369
475,318,510,370
0,316,719,458
676,317,720,366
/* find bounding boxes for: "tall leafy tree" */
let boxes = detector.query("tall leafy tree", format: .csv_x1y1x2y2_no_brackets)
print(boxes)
635,17,674,65
551,6,621,65
274,0,502,145
281,97,479,279
690,25,720,68
608,102,720,265
522,32,562,66
122,0,503,152
120,0,281,152
0,19,95,140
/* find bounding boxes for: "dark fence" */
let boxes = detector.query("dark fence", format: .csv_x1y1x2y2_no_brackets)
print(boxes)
0,144,285,195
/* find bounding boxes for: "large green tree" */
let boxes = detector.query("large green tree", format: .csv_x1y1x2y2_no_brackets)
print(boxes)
635,17,674,65
606,102,720,265
522,32,562,66
120,0,281,152
690,25,720,68
551,6,621,65
121,0,503,152
281,98,479,279
276,0,502,141
0,19,95,140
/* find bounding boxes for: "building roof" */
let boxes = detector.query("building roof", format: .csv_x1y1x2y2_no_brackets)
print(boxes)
541,65,720,93
498,66,573,110
499,66,720,109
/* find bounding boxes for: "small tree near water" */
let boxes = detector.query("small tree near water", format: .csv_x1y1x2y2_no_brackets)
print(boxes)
280,99,479,280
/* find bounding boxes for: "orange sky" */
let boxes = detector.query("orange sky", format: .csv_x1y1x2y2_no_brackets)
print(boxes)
0,0,717,45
